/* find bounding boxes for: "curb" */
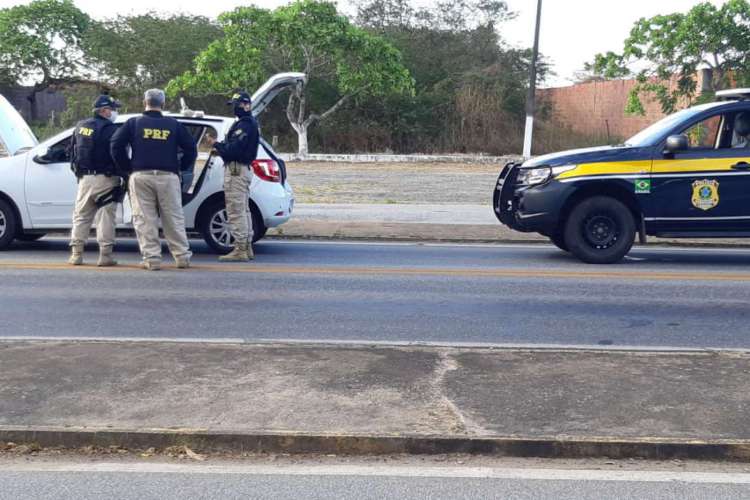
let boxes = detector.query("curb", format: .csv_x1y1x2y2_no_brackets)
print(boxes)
266,233,750,249
3,428,750,461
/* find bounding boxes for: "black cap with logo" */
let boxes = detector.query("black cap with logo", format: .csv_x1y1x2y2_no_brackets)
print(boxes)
93,95,122,110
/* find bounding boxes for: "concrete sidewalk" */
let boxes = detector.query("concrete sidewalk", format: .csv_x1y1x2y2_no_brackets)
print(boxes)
2,341,749,459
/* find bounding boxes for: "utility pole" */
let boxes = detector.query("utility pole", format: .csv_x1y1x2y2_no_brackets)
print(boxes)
522,0,543,159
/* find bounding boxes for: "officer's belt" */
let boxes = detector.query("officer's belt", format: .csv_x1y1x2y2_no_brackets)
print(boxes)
78,169,114,176
134,170,176,176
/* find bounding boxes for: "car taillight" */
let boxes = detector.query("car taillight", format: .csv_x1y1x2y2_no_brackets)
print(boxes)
252,159,281,183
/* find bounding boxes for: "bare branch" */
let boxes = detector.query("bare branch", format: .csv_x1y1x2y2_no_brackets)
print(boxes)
304,94,351,127
286,89,299,126
297,86,307,125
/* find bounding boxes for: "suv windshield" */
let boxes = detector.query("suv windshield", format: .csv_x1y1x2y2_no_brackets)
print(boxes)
624,102,726,147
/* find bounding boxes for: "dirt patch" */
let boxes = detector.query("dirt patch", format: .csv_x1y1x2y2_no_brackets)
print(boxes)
286,162,501,205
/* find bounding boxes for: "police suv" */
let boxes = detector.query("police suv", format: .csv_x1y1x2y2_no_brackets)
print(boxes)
494,89,750,264
0,73,305,254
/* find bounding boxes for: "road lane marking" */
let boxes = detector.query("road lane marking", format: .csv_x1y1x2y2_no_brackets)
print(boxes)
3,336,747,354
2,462,750,484
2,261,750,282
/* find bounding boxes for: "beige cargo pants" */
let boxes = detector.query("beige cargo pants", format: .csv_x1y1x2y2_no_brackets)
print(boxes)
70,175,120,251
224,162,254,244
129,170,192,264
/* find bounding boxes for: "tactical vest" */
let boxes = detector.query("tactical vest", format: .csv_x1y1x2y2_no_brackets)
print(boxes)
72,116,116,173
128,113,181,174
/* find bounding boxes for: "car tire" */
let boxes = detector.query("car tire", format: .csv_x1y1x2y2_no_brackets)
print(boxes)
564,196,635,264
548,232,569,252
16,233,46,242
199,201,266,254
0,199,17,250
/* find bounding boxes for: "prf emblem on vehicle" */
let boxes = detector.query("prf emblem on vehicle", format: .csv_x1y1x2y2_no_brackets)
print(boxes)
691,179,719,211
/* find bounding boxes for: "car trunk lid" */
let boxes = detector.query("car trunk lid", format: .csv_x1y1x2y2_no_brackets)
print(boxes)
251,73,307,118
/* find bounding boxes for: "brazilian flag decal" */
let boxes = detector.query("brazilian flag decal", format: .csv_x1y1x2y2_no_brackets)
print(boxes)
634,179,651,194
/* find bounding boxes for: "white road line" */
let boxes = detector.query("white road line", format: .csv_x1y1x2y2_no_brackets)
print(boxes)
0,336,748,354
2,462,750,484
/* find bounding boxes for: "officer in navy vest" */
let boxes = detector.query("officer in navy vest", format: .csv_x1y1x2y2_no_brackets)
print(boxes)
111,88,197,271
67,94,122,267
205,91,260,262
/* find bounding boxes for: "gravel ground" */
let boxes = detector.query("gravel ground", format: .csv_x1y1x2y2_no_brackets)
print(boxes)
285,162,501,205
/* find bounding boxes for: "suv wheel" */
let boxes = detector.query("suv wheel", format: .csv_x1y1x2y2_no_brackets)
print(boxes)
0,199,17,250
199,201,266,254
564,196,635,264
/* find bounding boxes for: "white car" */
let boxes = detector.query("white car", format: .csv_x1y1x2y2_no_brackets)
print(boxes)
0,72,305,253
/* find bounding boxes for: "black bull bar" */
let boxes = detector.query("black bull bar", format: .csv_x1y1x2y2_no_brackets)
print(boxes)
492,162,522,229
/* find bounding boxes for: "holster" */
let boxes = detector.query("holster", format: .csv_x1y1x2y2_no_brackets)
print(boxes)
95,177,128,208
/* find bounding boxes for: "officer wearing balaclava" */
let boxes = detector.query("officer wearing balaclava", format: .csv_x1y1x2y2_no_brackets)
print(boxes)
206,91,260,262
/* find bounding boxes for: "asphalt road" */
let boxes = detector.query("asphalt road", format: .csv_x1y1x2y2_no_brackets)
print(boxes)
1,461,749,500
1,237,750,349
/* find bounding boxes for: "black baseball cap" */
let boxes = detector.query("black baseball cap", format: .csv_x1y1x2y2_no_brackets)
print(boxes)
228,91,252,105
93,95,122,109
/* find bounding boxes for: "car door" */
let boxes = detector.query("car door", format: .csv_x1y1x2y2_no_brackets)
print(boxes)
648,110,750,233
24,133,80,227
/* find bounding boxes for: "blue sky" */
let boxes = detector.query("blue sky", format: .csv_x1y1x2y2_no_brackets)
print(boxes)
0,0,729,87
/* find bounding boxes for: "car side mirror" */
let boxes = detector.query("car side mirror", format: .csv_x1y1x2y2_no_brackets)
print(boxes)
664,134,689,154
32,147,52,165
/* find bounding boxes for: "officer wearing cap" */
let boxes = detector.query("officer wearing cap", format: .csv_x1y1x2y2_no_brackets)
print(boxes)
111,88,197,271
205,91,260,262
68,94,122,267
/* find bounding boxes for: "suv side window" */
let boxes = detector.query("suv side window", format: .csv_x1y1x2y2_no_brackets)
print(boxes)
682,115,723,149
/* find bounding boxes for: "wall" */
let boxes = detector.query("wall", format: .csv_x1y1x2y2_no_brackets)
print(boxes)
0,85,66,123
537,71,712,141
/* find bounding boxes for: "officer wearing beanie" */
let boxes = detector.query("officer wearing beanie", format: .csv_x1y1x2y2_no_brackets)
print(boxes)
206,91,260,262
111,88,197,271
68,94,122,267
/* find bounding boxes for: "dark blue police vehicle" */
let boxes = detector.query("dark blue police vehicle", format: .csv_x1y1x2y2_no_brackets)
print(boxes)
494,89,750,263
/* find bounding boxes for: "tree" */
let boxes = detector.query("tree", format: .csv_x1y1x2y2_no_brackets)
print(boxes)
588,0,750,115
0,0,90,119
85,13,222,91
168,0,414,156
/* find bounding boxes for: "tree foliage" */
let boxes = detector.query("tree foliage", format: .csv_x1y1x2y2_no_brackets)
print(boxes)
168,0,414,155
0,0,90,89
85,13,221,91
588,0,750,115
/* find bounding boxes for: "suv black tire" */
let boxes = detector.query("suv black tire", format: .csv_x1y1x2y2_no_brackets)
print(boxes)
198,201,266,254
0,199,17,250
564,196,635,264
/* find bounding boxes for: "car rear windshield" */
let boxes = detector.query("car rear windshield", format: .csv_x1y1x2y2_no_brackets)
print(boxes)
624,102,726,148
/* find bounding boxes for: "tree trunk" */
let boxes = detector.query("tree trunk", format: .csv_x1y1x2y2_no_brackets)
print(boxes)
292,123,309,158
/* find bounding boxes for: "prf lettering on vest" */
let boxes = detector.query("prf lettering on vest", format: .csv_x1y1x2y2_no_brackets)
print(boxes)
79,127,94,137
143,129,171,141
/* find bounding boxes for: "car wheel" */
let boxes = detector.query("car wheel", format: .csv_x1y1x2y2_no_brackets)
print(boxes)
199,201,266,254
16,233,46,242
0,199,17,250
564,196,635,264
549,233,569,252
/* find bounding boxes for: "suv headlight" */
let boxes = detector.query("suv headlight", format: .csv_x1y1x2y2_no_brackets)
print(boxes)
517,164,577,186
517,167,551,186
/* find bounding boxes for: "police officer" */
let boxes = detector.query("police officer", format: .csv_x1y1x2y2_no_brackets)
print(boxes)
111,89,197,271
206,91,260,262
68,95,122,267
734,112,750,148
